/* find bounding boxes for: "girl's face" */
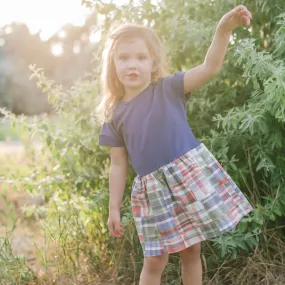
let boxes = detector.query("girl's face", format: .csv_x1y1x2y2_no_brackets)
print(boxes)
113,37,154,96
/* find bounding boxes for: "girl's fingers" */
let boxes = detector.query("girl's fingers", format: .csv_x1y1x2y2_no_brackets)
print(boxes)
108,220,125,237
236,9,251,26
236,5,248,13
235,5,252,18
114,223,121,234
112,223,124,237
109,221,117,236
239,9,252,20
246,10,253,19
222,6,252,25
243,17,250,26
111,223,116,236
239,11,250,23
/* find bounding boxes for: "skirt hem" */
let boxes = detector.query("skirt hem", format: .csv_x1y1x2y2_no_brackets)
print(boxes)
143,206,253,257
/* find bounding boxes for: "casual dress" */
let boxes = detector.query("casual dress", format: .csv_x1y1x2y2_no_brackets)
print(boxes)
131,143,253,256
99,72,254,257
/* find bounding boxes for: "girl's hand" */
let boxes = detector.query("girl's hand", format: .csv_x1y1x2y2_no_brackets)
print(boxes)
108,208,124,237
218,5,253,34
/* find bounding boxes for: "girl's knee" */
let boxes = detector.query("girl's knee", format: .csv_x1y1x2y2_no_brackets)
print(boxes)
179,243,201,265
143,253,168,273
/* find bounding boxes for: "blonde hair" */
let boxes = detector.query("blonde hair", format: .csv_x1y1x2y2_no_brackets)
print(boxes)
97,23,168,123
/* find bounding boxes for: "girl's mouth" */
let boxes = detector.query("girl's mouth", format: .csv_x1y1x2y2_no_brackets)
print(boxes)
127,73,138,80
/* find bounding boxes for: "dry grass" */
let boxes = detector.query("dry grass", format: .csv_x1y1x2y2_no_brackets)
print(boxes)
202,229,285,285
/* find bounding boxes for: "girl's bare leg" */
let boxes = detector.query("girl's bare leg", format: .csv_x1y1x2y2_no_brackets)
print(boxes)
139,253,169,285
179,243,202,285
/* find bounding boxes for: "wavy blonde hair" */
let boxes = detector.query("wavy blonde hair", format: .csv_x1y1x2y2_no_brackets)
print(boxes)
97,23,168,123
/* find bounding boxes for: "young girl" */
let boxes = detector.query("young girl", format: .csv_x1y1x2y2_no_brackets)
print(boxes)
98,5,253,285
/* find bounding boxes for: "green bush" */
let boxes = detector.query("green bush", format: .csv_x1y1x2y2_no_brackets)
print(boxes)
1,1,285,284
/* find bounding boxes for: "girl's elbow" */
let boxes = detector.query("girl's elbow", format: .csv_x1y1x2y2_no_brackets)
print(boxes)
207,66,221,77
204,62,221,77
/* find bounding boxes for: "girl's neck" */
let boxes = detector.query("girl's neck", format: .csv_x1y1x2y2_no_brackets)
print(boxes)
122,82,151,102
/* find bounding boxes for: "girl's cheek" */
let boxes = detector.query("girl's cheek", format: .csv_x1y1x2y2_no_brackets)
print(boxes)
119,64,127,72
117,66,125,75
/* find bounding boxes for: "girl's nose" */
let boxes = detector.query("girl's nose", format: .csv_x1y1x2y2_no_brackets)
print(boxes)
127,60,138,69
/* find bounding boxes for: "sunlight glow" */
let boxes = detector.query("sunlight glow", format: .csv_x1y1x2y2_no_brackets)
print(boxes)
4,26,13,35
0,0,91,40
51,43,64,56
73,44,81,54
89,30,101,44
58,30,67,39
0,0,142,55
28,24,41,35
40,30,53,42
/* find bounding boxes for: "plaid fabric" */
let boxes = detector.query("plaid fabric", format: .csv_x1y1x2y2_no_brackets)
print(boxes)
131,143,253,257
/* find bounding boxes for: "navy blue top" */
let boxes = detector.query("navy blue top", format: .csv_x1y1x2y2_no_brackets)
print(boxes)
99,71,201,177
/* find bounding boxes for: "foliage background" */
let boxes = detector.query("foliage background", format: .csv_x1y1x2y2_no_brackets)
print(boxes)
1,0,285,284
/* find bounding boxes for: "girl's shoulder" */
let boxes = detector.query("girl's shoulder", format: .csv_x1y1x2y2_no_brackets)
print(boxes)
158,71,187,102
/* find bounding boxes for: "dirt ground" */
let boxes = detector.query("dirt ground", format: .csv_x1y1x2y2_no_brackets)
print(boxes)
0,142,54,280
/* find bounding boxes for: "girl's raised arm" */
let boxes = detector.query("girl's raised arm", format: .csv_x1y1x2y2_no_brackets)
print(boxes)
183,5,252,94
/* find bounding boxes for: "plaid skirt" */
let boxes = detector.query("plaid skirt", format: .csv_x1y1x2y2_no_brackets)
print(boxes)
131,143,253,257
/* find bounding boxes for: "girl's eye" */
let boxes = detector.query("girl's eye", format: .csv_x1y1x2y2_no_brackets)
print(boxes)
119,56,128,60
139,56,147,60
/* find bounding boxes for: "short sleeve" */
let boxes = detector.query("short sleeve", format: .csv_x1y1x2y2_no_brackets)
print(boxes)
99,121,125,147
163,71,191,103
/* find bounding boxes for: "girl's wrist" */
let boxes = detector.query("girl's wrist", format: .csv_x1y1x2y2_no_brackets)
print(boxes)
216,24,232,38
109,204,121,212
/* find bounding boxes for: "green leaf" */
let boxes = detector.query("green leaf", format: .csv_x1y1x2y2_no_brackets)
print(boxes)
229,161,237,171
237,240,248,251
269,213,276,221
273,207,282,216
256,159,265,172
237,221,248,232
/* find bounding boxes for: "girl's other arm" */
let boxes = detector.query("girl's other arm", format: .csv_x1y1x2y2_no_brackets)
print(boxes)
108,146,128,237
184,5,252,94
